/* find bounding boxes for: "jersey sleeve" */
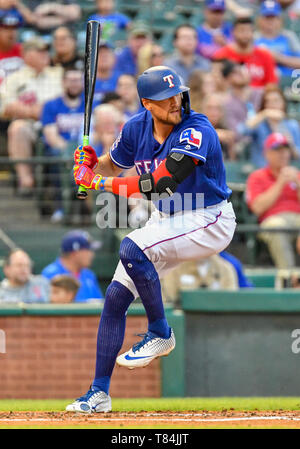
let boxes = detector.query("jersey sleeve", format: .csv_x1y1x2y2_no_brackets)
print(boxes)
109,124,135,169
170,124,216,164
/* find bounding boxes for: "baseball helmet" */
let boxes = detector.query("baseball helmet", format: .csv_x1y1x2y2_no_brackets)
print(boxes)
137,66,191,114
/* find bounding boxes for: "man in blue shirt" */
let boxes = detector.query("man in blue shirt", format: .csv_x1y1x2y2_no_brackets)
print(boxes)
94,42,121,104
197,0,232,60
41,66,85,222
164,24,211,84
88,0,130,42
115,22,152,77
42,230,103,302
255,0,300,76
68,66,236,413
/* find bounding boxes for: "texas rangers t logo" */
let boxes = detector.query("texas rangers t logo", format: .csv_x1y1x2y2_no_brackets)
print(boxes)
180,128,202,148
163,74,175,88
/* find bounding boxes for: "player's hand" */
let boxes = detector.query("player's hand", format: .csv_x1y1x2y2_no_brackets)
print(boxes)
74,145,98,170
73,164,103,190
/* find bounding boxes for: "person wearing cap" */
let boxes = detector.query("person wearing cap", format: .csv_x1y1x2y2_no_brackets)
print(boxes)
196,0,232,60
0,36,62,194
94,41,121,104
41,230,104,303
164,24,211,85
0,9,24,84
255,0,300,76
115,22,152,77
214,16,278,88
246,132,300,268
88,0,131,42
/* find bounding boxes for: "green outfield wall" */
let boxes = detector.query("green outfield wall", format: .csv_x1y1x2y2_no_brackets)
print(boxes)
1,289,300,398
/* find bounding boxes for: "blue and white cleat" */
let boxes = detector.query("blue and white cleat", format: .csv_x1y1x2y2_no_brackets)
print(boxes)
116,329,176,369
66,387,112,413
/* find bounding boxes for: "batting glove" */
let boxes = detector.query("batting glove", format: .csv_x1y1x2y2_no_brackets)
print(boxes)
73,164,104,190
74,145,98,170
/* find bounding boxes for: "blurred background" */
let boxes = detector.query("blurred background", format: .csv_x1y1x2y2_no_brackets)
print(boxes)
1,0,300,399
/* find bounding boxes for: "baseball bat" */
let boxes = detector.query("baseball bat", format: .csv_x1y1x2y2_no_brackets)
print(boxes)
77,20,101,199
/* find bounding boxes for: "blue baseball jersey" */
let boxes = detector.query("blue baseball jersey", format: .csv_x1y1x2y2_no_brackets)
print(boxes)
42,258,104,303
41,96,85,143
255,34,300,76
88,13,130,41
110,109,231,213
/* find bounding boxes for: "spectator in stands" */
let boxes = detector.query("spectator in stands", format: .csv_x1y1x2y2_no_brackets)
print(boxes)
41,66,85,222
164,24,211,85
42,230,104,303
88,0,131,42
255,1,300,76
222,61,262,147
51,26,84,71
214,17,278,88
242,84,300,167
101,91,125,115
0,248,49,303
116,73,142,120
0,9,23,84
278,0,300,18
50,274,80,303
162,255,239,305
23,0,81,33
115,21,152,77
202,93,237,159
94,42,120,104
188,67,228,112
197,0,232,60
137,42,165,75
0,37,62,195
90,103,124,157
246,132,300,268
225,0,258,18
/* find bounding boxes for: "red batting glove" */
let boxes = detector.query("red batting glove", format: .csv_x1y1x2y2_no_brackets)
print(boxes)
73,164,103,190
74,145,98,170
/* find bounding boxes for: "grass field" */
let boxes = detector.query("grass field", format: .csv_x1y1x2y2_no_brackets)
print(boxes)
1,398,300,429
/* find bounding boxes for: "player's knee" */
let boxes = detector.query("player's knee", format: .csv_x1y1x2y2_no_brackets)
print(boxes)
119,237,144,264
119,237,157,282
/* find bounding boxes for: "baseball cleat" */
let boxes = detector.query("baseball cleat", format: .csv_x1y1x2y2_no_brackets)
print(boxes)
66,387,111,413
116,329,176,369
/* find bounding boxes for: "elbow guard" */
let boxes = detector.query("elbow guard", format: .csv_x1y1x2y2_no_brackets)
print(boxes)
156,152,197,197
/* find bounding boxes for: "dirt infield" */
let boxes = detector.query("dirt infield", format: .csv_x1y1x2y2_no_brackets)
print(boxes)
2,410,300,428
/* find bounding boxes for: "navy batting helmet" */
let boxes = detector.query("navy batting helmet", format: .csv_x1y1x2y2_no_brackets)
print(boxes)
137,66,190,114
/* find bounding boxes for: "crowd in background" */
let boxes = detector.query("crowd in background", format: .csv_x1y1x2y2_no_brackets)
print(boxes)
1,0,300,302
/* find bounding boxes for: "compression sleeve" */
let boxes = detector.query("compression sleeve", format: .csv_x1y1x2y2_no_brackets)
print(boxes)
111,157,198,198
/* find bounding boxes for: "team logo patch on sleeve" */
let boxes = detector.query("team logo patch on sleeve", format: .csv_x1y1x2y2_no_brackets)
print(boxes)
180,128,202,149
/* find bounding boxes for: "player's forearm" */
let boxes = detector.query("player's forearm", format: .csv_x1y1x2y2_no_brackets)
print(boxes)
94,153,123,177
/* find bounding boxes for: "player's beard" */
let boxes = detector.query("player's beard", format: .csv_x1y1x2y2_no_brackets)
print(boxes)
163,108,182,126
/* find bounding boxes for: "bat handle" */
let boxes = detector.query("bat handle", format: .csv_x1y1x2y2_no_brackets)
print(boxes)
76,135,89,200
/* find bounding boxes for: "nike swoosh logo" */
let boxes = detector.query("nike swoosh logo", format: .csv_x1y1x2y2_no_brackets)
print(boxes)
125,354,152,360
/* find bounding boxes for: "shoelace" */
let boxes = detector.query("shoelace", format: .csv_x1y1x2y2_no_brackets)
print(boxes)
76,386,101,402
132,331,158,353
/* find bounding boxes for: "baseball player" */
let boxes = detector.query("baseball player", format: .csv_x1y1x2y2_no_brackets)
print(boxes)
66,66,236,413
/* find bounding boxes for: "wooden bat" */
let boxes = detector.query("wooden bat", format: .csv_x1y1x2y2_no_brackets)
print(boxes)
77,20,101,199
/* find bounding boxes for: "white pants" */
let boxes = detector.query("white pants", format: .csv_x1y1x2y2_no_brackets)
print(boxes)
113,200,237,298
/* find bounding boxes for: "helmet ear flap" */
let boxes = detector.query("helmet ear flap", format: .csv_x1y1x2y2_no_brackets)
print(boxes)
182,91,190,115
